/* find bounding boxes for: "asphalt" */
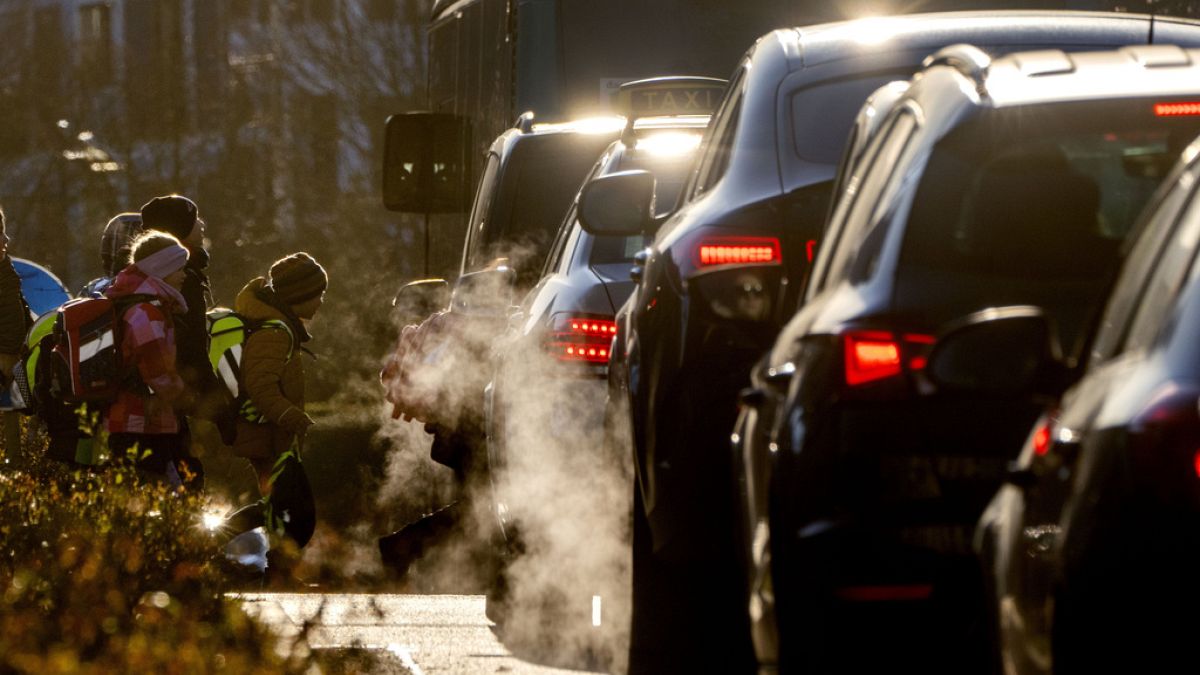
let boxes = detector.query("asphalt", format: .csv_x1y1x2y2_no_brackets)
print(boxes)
236,592,605,674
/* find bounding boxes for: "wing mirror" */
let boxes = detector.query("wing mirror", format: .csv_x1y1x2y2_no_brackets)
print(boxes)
450,266,516,317
925,306,1066,397
392,279,449,326
578,170,657,237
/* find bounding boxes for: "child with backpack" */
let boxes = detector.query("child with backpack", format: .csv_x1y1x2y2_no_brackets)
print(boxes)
104,231,199,488
224,253,326,556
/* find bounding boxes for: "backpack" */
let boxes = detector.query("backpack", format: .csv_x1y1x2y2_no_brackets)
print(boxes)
48,295,156,403
207,308,294,423
13,295,152,465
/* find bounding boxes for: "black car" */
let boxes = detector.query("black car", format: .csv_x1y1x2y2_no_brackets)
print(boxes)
479,81,715,660
581,11,1200,673
973,132,1200,673
737,43,1200,673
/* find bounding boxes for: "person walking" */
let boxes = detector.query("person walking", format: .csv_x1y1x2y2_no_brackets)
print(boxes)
0,206,32,454
104,231,198,488
226,253,326,559
80,212,144,298
139,195,235,448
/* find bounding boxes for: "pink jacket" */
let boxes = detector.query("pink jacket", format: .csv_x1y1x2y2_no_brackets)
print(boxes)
104,266,189,434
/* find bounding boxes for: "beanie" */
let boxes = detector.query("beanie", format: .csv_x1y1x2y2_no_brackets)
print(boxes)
100,212,144,276
268,253,328,305
140,195,198,241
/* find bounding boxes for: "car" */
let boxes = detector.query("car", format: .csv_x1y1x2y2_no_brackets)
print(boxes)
972,126,1200,674
581,10,1200,673
738,42,1200,673
479,78,719,657
379,114,623,575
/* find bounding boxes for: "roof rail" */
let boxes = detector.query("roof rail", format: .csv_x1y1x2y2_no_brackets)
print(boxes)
515,111,535,133
922,44,991,83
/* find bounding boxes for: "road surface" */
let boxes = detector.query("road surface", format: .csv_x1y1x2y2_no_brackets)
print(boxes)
238,592,607,674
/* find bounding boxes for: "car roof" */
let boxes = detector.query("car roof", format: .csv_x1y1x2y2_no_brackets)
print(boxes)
776,11,1177,70
981,46,1200,107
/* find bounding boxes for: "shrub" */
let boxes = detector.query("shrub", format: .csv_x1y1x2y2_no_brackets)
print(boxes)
0,418,305,674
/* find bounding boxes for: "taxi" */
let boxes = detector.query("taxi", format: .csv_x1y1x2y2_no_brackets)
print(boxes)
480,78,721,638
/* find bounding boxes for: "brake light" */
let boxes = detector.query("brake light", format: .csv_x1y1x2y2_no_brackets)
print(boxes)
842,331,935,387
1154,101,1200,117
568,319,618,337
547,317,616,364
697,236,781,267
1194,450,1200,479
1033,421,1053,456
844,331,901,386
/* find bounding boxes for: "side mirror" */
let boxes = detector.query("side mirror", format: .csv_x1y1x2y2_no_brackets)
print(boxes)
926,306,1061,396
382,112,472,213
451,267,516,317
578,170,656,237
392,279,450,326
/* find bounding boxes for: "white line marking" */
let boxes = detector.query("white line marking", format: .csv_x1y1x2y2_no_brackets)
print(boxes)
387,643,425,675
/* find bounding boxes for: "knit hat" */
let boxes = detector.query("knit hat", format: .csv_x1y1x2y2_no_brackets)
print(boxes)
100,212,144,276
268,253,328,305
140,195,198,241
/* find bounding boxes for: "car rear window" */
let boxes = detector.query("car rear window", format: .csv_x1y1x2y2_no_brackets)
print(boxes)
481,133,615,277
895,97,1200,359
791,72,913,164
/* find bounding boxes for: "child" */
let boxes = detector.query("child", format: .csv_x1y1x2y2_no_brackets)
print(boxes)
227,253,326,552
104,231,199,487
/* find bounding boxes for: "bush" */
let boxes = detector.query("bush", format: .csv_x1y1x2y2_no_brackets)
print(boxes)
0,418,305,674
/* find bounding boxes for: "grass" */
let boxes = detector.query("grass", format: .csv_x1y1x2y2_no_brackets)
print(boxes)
0,416,309,674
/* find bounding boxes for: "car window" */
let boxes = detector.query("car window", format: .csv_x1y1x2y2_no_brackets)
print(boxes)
791,72,913,164
894,98,1200,360
1090,169,1198,364
819,111,918,291
1123,179,1200,354
463,152,501,272
689,67,746,199
544,202,578,277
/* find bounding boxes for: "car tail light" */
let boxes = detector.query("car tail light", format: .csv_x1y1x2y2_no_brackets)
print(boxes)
546,316,616,364
1154,101,1200,117
696,236,781,268
842,330,935,387
1033,418,1054,457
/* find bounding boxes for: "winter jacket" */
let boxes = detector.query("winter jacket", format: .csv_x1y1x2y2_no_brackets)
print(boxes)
175,249,224,417
232,277,313,460
0,255,31,356
104,265,189,434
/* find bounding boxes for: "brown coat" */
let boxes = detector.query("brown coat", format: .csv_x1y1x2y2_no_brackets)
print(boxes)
232,277,311,460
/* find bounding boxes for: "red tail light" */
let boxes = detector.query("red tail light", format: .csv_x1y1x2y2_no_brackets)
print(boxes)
697,236,781,267
1154,101,1200,117
1033,421,1053,456
547,317,616,364
843,330,934,387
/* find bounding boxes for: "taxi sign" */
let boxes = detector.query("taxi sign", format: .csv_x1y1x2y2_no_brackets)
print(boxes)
616,77,727,119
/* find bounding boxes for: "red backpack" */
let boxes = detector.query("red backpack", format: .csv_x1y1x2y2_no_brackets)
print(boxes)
48,295,155,402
